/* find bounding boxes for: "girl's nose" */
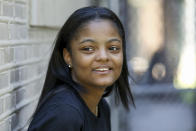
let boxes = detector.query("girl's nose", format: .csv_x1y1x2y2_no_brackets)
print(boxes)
96,48,109,62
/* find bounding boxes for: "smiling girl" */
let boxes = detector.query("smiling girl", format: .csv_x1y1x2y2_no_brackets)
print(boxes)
28,6,134,131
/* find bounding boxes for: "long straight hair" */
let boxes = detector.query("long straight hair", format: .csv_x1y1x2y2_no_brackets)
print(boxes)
36,6,134,113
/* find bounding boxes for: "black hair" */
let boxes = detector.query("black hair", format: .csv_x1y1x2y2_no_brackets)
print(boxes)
36,6,134,112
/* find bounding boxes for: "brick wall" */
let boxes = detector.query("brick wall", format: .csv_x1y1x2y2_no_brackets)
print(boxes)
0,0,58,130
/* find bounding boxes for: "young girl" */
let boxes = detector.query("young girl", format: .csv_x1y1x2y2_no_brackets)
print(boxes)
28,6,134,131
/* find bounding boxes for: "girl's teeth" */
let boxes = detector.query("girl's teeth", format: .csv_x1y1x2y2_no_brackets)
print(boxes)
96,68,109,71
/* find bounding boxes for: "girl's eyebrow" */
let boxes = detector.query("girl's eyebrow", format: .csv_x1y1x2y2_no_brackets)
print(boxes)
79,38,96,44
107,38,122,43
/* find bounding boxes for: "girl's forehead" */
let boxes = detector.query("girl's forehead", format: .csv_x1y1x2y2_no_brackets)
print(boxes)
79,19,118,31
76,19,120,36
69,19,122,43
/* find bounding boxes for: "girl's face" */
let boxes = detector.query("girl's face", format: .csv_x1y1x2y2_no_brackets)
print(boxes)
63,19,123,89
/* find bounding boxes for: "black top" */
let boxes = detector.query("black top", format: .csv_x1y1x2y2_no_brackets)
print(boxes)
28,83,111,131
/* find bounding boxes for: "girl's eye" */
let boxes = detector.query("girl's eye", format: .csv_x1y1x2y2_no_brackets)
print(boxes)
81,47,94,52
109,46,120,51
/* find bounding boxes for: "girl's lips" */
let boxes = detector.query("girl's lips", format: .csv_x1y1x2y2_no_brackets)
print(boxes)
92,67,112,74
94,68,109,71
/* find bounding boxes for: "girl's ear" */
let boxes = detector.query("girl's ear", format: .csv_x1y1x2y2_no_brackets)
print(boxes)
63,48,72,66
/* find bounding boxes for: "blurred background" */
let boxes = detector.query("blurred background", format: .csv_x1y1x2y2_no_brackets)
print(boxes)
0,0,195,130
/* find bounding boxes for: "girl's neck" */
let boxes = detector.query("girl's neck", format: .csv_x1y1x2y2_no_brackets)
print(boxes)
79,86,105,116
71,73,106,116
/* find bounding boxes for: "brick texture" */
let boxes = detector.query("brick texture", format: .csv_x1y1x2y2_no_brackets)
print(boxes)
2,1,14,17
0,23,9,40
0,1,58,130
15,3,26,19
0,71,9,88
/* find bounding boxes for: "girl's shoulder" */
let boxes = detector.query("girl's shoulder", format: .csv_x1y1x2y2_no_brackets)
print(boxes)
38,84,84,117
28,85,84,131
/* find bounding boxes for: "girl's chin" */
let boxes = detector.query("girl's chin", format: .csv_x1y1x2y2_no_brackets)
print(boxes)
93,80,114,88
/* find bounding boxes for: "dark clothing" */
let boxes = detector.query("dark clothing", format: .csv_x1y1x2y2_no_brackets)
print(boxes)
28,84,111,131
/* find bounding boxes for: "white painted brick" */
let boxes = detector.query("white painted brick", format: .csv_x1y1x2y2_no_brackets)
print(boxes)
3,93,16,111
36,62,48,77
19,25,28,39
2,2,14,17
32,44,52,58
15,103,36,130
15,83,41,105
0,98,4,115
15,0,26,3
0,118,11,131
0,47,13,65
5,47,14,63
27,64,37,78
0,48,5,65
20,66,28,81
39,44,52,57
32,82,42,96
4,0,14,1
0,71,9,89
9,24,28,40
26,45,33,59
0,23,9,40
38,62,48,77
19,65,33,81
10,68,20,84
37,63,43,74
10,114,17,130
10,65,37,84
29,28,57,41
23,45,33,60
12,46,26,62
12,101,37,131
15,3,26,19
34,64,40,77
32,44,40,58
15,86,25,105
